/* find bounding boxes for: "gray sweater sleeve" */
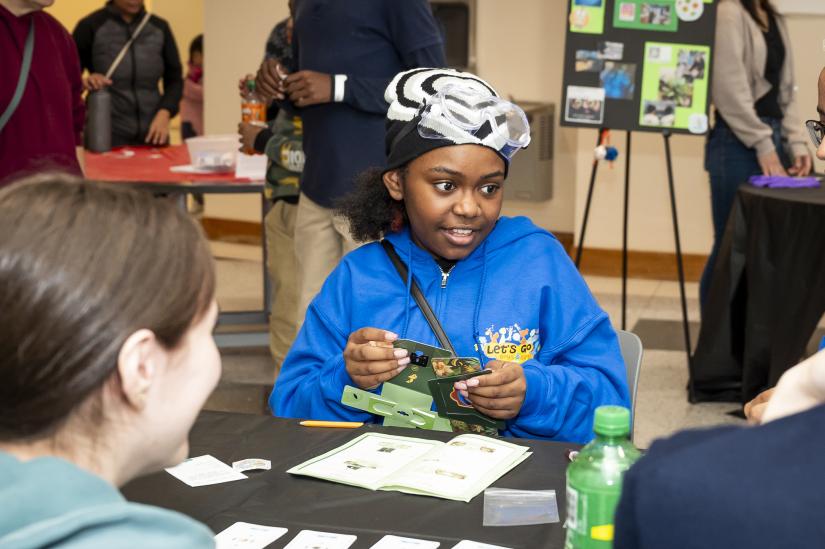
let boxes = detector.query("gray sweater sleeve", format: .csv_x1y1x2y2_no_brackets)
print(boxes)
711,2,775,156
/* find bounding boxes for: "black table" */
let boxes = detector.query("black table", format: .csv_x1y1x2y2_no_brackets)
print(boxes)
692,182,825,403
122,412,573,548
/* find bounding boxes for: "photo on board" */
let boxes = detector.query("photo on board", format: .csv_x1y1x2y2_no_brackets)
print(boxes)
618,1,636,21
640,3,673,25
576,50,605,72
601,62,637,100
597,41,625,61
676,49,706,82
658,67,694,107
565,86,606,124
642,100,676,127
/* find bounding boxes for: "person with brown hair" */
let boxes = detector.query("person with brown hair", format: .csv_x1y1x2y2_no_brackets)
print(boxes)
701,0,812,306
0,175,218,547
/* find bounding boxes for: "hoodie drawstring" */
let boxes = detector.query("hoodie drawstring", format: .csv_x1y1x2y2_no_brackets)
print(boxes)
473,240,489,365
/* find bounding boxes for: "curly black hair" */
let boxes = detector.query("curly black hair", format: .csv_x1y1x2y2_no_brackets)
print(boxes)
336,166,408,242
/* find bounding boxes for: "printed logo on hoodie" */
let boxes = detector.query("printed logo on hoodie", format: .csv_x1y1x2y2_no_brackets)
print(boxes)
476,324,540,363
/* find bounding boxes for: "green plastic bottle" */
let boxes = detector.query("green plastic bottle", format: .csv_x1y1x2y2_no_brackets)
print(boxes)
564,406,640,549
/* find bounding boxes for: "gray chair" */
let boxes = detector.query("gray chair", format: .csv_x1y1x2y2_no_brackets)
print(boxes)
616,329,643,440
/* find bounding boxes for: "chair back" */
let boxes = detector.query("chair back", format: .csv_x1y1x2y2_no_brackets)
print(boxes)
616,329,643,440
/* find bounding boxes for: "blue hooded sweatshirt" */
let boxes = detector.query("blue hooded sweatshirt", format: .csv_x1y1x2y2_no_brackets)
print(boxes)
271,216,629,443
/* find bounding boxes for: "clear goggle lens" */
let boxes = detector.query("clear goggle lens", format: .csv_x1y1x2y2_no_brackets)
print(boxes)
806,120,824,146
417,85,530,158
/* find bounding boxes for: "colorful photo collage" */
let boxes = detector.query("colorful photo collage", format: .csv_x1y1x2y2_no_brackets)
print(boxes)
638,42,710,133
572,0,709,35
569,40,636,124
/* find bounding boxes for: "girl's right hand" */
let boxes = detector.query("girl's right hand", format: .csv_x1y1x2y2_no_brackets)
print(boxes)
757,150,788,177
344,328,409,390
84,73,112,91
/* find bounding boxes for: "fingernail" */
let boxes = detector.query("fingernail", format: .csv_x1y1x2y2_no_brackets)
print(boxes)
454,382,467,390
393,349,408,358
466,378,480,387
460,390,469,398
397,357,410,366
384,331,398,341
396,365,406,373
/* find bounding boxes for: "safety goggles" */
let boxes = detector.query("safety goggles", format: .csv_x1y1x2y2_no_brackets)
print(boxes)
418,84,531,159
805,119,824,147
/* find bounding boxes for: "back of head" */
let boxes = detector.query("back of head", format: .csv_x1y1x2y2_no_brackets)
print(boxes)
0,174,215,442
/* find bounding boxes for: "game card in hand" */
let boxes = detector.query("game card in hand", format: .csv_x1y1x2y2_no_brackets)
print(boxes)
429,365,504,434
386,339,452,395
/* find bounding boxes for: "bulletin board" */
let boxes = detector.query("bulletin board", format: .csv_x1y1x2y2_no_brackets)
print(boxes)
561,0,717,135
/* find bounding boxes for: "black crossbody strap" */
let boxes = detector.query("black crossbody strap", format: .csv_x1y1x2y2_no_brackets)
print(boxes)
381,240,456,355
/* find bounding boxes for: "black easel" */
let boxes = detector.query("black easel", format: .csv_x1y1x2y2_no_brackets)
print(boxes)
575,129,697,402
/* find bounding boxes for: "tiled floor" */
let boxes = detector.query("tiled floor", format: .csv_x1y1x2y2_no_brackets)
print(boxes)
206,244,824,449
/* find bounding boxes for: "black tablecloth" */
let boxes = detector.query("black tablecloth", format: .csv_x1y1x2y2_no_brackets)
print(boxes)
692,183,825,403
122,412,574,548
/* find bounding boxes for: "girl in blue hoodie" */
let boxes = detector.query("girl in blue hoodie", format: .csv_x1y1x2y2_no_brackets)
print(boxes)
271,68,629,443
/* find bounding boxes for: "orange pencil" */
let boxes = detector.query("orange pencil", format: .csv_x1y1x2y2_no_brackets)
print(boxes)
299,420,364,429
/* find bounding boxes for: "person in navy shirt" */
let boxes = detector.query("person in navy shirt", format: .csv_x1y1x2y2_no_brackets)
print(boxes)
256,0,445,327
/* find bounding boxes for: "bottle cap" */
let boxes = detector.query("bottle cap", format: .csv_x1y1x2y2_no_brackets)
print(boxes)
593,405,630,437
246,79,256,91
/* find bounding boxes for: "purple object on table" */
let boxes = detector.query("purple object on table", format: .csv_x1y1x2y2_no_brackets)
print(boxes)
748,175,821,188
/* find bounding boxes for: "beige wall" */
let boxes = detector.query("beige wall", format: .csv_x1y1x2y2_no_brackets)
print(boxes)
202,0,288,221
201,1,825,246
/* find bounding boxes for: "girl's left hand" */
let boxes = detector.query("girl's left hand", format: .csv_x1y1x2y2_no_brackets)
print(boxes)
455,361,526,420
787,154,812,177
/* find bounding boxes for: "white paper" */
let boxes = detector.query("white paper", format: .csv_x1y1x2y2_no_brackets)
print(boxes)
215,522,288,549
283,530,357,549
232,458,272,472
170,164,232,174
290,433,440,489
165,455,247,487
370,535,440,548
235,152,267,180
451,542,512,549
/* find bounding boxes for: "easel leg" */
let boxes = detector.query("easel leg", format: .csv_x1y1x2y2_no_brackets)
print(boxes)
622,131,632,330
663,131,696,402
575,129,605,268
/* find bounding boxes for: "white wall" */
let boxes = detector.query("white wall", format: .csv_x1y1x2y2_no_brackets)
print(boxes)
201,1,825,248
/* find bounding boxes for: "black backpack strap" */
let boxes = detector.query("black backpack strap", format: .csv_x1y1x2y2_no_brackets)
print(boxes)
381,240,456,356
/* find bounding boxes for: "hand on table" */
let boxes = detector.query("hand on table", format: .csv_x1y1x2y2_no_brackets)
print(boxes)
743,387,775,424
757,150,788,177
344,328,409,390
145,109,171,145
285,70,332,107
238,121,266,152
256,59,289,102
787,154,813,177
84,73,112,92
454,360,526,420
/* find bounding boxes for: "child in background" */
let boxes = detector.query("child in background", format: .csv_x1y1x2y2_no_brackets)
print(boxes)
0,175,218,546
180,34,203,140
271,68,629,443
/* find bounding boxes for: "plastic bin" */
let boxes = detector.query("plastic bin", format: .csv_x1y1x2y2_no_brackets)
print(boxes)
185,134,239,171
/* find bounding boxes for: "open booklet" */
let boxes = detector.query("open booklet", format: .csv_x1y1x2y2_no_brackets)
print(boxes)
287,432,531,503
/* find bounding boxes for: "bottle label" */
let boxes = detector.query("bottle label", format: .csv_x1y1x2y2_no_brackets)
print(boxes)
565,482,619,548
242,103,267,123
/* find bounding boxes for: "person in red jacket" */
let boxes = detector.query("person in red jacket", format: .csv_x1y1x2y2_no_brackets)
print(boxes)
0,0,85,185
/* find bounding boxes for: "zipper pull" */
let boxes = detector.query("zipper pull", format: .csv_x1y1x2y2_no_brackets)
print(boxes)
441,270,450,289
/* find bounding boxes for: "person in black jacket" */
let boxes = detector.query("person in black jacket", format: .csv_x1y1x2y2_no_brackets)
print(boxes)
73,0,182,146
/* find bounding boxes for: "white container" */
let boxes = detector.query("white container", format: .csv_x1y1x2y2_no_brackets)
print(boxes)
185,134,239,171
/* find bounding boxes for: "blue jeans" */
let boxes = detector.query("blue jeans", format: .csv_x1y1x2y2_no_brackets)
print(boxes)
700,116,787,307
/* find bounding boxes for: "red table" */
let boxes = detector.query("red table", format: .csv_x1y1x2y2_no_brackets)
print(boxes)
87,145,270,349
